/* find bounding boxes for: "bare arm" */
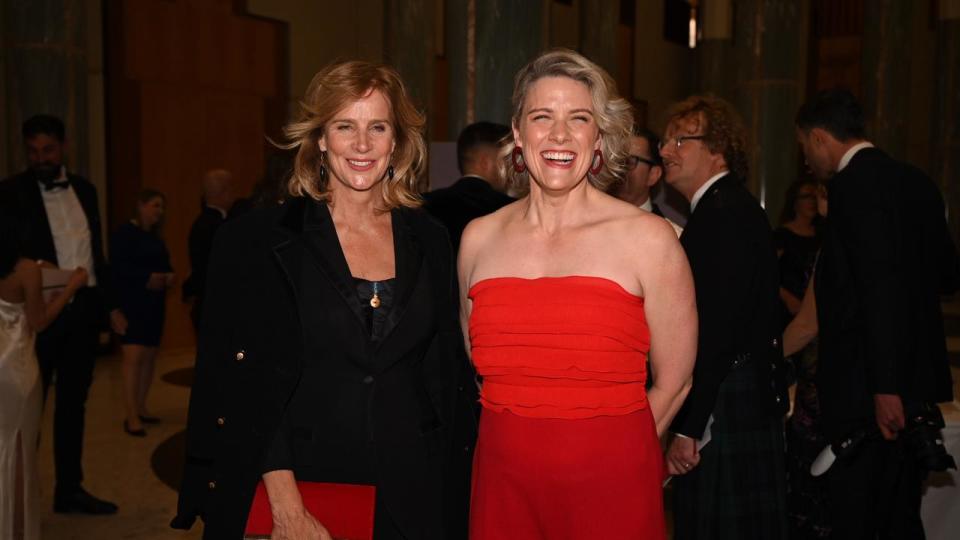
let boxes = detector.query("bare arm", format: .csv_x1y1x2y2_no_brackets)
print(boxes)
637,220,698,437
457,221,483,360
783,277,818,357
21,260,87,333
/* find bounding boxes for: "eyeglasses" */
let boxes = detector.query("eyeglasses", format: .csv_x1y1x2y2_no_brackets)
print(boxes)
626,155,657,170
658,134,707,152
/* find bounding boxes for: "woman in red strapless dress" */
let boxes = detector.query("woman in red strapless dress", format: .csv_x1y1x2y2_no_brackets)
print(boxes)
458,50,698,540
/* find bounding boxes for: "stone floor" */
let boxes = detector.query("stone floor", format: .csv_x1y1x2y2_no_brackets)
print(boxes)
35,298,960,538
38,348,201,540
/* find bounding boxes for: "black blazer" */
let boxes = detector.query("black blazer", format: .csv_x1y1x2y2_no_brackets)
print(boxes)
670,174,788,438
0,170,112,310
422,176,514,254
172,197,476,539
814,147,959,440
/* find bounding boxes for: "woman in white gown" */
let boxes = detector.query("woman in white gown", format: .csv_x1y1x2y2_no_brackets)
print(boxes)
0,219,86,539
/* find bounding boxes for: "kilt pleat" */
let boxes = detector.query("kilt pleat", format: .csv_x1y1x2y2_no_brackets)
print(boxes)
672,365,789,540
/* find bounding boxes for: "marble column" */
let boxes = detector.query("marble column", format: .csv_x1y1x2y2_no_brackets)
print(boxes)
579,1,619,79
934,0,960,242
698,0,736,103
733,0,807,221
860,0,913,159
2,0,89,176
446,0,544,133
384,0,435,124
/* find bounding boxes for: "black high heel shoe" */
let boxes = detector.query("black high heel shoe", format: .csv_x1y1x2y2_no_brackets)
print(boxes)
123,419,147,437
138,414,161,424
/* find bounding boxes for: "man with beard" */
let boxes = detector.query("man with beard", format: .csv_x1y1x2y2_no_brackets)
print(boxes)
0,115,121,514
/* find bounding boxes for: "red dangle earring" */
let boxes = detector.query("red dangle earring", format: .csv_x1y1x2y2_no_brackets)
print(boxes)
589,149,604,176
511,147,527,173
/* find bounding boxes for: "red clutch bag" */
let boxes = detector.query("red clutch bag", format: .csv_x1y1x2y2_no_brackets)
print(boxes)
244,480,376,540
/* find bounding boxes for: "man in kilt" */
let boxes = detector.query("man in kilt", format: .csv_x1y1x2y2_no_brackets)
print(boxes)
660,95,789,539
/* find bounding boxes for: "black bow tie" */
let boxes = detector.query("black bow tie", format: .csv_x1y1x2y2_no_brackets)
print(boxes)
42,179,70,191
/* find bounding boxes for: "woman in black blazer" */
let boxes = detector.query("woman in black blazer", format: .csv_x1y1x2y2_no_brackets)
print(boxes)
172,61,475,540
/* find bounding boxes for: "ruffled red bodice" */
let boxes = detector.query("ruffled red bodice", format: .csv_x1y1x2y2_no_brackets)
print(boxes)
468,276,651,419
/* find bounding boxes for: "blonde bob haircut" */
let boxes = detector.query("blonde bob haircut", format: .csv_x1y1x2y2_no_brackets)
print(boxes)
501,48,633,194
281,60,426,208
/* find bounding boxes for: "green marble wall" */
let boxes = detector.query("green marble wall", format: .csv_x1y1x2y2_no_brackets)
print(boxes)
2,0,89,177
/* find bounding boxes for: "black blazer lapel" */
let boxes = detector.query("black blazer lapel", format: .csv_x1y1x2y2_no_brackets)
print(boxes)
296,200,369,330
378,208,423,348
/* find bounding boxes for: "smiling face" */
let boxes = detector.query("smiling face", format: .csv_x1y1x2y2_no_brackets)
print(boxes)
513,76,601,194
659,115,725,200
319,89,396,194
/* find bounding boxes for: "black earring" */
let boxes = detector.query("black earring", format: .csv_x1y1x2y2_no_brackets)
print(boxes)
388,165,395,181
319,153,327,180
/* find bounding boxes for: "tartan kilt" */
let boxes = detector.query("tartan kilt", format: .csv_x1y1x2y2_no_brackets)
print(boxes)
672,364,789,540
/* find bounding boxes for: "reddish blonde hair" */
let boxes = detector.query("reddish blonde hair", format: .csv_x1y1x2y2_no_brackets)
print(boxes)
281,61,426,208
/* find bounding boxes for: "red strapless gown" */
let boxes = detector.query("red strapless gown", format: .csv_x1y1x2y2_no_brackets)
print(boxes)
468,276,665,540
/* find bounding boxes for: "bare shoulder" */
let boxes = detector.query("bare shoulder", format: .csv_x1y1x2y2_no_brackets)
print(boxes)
460,199,519,256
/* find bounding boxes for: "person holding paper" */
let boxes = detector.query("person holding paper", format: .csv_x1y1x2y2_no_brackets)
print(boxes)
110,189,174,436
660,95,789,540
0,216,87,539
173,61,475,540
0,114,121,515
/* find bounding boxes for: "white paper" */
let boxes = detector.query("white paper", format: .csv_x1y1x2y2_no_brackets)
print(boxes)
41,268,74,303
664,415,715,487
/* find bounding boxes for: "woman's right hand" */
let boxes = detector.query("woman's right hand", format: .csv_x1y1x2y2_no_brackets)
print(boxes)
270,507,333,540
67,267,89,290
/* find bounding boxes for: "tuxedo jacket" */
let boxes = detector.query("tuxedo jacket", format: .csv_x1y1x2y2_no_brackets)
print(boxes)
422,176,514,255
670,174,788,438
172,197,476,539
814,147,959,439
0,170,112,310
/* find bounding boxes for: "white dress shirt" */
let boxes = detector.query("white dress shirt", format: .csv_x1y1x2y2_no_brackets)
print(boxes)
690,171,729,213
837,141,874,173
40,167,96,286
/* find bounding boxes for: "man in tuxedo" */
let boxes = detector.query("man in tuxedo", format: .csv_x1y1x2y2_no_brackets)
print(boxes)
0,115,120,514
182,168,239,332
611,126,683,236
796,89,959,538
423,122,513,254
661,96,789,539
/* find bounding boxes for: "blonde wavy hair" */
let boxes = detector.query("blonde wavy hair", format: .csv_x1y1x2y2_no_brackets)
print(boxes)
500,49,633,194
280,61,426,208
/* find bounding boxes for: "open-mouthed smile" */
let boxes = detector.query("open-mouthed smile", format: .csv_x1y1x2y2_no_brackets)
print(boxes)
541,150,577,168
347,158,376,171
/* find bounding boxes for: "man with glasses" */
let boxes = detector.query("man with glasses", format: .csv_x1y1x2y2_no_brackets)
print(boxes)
661,96,789,540
611,126,683,236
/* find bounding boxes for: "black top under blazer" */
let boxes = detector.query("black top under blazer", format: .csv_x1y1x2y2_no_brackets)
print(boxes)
670,174,789,439
814,147,959,440
172,197,476,539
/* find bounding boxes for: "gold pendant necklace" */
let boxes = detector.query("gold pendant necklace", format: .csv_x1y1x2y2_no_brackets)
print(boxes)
369,281,381,309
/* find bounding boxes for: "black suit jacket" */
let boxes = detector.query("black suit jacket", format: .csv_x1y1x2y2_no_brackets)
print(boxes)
172,197,476,539
422,176,514,255
182,206,225,301
671,174,788,438
814,147,959,439
0,170,112,311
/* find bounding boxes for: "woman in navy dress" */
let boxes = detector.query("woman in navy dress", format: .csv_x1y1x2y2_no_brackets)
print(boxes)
111,189,173,436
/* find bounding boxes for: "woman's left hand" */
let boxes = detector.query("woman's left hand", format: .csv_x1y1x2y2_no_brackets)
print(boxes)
665,435,700,476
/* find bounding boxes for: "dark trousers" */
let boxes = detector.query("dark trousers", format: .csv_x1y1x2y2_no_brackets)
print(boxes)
826,437,924,539
36,288,101,494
